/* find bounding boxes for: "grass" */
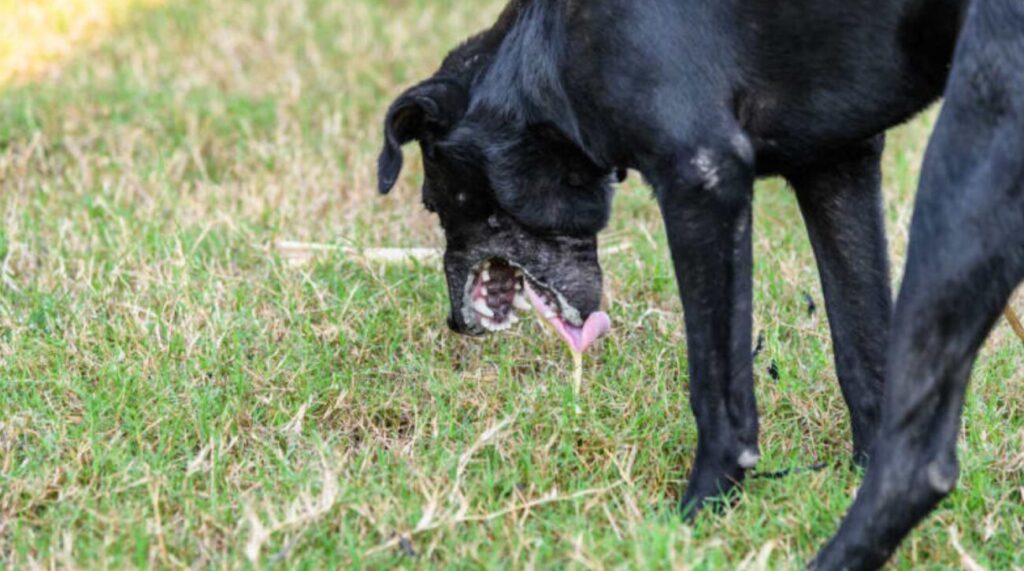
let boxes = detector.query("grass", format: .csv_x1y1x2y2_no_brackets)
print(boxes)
0,0,1022,568
0,0,166,85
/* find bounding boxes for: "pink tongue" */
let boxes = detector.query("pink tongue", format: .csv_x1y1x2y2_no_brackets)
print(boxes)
561,311,611,353
524,284,611,353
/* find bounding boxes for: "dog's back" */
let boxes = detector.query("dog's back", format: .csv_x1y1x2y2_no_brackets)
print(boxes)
732,0,968,170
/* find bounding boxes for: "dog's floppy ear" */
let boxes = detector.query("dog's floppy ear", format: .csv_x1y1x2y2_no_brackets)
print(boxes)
378,78,468,194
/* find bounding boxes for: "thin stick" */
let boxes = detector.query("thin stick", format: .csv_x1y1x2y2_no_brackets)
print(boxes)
274,240,634,266
274,240,441,266
1005,306,1024,345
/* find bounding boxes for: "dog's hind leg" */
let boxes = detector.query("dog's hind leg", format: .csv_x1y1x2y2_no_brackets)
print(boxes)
812,3,1024,567
812,244,1023,570
789,136,891,466
811,197,1023,571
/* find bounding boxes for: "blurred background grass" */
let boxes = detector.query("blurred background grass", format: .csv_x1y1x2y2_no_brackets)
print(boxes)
0,0,166,85
0,0,1021,568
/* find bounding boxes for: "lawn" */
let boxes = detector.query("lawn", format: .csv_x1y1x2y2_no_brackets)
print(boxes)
1,0,1022,568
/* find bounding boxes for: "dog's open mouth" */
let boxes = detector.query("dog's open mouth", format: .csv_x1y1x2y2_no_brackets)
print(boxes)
462,258,611,353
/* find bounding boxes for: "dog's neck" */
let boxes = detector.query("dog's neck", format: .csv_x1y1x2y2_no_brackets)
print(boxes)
472,4,572,116
438,0,534,81
472,1,614,164
439,0,616,169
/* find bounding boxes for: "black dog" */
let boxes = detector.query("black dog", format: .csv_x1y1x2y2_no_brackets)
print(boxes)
379,0,966,562
812,1,1024,568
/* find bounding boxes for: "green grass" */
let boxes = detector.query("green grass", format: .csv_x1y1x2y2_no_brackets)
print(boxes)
1,0,1022,568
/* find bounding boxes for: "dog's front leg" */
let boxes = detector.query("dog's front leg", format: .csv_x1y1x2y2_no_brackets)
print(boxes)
646,137,759,518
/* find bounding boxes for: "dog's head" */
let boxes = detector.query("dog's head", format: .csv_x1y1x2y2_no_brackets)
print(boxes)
377,77,617,349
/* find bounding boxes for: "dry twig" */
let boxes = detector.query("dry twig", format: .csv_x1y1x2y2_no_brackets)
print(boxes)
1005,306,1024,345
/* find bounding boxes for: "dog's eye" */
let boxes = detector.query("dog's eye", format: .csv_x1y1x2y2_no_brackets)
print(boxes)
423,198,437,213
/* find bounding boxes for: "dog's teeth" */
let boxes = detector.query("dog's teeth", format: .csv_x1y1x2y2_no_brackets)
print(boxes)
482,270,491,282
472,299,495,317
480,285,488,296
513,294,532,311
482,316,509,331
543,308,556,319
514,282,523,291
482,260,491,270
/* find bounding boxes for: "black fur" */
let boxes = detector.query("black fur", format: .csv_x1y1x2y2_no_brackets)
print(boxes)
377,1,986,564
813,1,1024,567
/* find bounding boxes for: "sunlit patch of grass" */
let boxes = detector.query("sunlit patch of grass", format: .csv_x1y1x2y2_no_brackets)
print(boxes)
0,0,165,85
0,0,1021,568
